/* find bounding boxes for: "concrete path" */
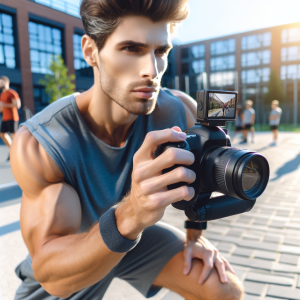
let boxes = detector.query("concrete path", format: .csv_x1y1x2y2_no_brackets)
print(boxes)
1,132,300,299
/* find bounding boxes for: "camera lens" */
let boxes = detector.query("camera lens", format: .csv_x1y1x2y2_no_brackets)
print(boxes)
202,147,269,200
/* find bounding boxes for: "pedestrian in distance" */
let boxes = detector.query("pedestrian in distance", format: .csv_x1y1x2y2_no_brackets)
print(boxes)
223,102,225,115
232,104,244,142
269,100,282,146
241,100,255,144
0,76,21,161
10,1,243,299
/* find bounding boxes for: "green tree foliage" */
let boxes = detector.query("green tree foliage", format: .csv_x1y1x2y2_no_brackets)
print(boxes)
39,55,75,103
264,70,286,105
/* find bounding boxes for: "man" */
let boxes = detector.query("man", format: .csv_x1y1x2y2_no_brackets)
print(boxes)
241,100,255,144
269,100,282,146
222,102,225,115
11,1,243,299
0,76,21,160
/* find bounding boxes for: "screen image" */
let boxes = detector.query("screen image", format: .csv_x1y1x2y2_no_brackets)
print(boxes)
208,93,236,118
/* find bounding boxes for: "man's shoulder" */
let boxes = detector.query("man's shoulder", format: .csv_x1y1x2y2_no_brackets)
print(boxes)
8,89,19,98
27,94,76,127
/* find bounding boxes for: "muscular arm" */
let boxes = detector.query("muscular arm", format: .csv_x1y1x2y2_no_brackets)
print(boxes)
11,127,128,297
0,98,20,108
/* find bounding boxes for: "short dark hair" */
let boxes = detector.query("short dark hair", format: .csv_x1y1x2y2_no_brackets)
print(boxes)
80,0,189,50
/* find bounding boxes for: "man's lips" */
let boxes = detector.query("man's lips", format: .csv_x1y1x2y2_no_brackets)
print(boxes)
132,87,158,99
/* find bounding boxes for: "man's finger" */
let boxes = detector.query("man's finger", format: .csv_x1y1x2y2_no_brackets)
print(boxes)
222,257,235,274
214,256,228,283
198,250,215,284
136,128,187,160
183,246,192,275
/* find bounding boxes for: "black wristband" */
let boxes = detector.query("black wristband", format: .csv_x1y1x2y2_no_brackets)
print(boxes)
99,207,142,253
184,221,207,230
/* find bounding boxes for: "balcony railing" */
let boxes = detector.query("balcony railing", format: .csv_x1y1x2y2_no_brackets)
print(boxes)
29,0,80,18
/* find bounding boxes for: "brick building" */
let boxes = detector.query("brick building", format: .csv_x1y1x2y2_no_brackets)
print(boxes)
0,0,93,115
168,22,300,123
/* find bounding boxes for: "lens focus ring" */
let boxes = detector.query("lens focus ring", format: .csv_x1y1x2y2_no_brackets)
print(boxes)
215,148,240,193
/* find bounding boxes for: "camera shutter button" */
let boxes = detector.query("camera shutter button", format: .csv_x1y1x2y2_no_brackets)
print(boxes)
178,142,187,148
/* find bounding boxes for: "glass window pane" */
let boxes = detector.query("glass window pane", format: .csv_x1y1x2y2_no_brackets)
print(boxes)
2,14,12,28
0,45,4,64
6,58,15,68
38,24,45,41
282,29,287,44
45,27,52,42
52,28,61,40
3,27,13,35
3,34,13,45
29,22,37,34
4,45,15,58
30,50,39,62
181,48,189,59
74,58,81,70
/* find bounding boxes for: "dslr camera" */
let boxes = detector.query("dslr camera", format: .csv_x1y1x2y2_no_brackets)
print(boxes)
155,90,269,222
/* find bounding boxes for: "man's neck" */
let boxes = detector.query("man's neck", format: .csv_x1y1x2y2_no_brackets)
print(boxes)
75,85,138,148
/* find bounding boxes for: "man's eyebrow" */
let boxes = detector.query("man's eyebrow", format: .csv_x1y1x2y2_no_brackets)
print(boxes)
117,40,172,49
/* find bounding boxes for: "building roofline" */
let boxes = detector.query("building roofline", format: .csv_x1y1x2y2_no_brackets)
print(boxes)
179,21,300,47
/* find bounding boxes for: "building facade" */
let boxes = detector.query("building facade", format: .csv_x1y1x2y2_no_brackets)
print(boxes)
172,22,300,124
0,0,93,115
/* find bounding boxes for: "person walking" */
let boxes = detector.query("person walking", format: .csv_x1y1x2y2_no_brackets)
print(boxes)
232,104,243,142
241,100,255,144
223,103,225,115
0,76,21,160
269,100,282,146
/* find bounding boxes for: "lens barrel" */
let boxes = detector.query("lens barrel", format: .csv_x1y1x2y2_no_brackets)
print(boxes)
202,147,269,200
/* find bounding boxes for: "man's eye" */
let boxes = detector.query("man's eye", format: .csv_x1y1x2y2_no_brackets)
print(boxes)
156,49,168,55
124,46,138,52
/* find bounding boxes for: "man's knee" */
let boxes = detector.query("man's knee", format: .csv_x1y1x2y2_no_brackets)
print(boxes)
188,260,244,300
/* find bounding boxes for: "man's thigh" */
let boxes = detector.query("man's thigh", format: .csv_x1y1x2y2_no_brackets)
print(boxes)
153,252,244,300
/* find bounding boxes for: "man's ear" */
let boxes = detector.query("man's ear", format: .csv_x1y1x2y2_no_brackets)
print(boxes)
81,35,98,67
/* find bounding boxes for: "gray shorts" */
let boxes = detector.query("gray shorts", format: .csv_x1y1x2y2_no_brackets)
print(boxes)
14,222,185,300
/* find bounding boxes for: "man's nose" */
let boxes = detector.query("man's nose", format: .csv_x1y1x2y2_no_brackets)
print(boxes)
140,53,158,80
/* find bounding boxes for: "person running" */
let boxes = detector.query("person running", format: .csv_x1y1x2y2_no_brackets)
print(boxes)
269,100,282,146
241,100,255,144
11,1,243,300
0,76,21,161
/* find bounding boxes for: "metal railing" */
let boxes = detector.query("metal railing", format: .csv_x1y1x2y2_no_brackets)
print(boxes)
29,0,80,18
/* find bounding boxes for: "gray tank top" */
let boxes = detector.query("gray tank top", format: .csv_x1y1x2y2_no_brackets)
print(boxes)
23,90,187,232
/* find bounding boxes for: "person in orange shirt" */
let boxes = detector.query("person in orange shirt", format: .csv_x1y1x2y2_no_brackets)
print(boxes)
0,76,21,160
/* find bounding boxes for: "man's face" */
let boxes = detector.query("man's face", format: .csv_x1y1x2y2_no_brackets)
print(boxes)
246,104,251,110
272,103,277,110
0,79,5,89
96,16,172,115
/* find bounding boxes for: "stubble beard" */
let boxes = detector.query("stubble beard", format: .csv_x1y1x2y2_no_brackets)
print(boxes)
98,63,160,116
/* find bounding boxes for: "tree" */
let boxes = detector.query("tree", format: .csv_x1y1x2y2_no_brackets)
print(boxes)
264,70,286,105
39,55,75,103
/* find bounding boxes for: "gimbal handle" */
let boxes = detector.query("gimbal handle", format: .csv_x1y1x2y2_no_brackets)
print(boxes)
185,195,256,222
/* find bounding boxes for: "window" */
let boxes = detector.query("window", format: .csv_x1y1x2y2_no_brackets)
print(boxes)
210,55,235,71
241,68,270,84
33,86,51,112
210,39,235,56
73,33,93,77
181,62,189,74
210,71,235,87
241,50,271,67
281,64,300,79
191,44,205,59
241,32,271,50
191,60,205,74
0,12,16,69
181,48,189,59
282,27,300,44
281,46,300,62
29,21,63,74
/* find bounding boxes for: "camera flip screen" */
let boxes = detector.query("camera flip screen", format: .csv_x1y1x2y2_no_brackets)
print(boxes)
208,93,236,118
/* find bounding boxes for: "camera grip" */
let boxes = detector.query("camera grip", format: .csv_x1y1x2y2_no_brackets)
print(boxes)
185,196,256,222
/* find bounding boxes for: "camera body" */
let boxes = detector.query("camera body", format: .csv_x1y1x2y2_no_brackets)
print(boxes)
154,90,269,222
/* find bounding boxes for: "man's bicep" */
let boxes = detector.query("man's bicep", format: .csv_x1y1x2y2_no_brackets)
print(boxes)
21,183,82,258
11,127,82,257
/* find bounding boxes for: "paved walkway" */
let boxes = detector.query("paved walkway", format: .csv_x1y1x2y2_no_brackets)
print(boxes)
1,132,300,299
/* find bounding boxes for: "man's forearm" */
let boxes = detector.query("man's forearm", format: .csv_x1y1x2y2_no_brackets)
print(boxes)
33,221,127,297
1,103,17,108
187,228,203,242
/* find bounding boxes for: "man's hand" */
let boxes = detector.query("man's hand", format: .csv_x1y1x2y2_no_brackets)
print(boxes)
116,127,196,239
183,236,235,284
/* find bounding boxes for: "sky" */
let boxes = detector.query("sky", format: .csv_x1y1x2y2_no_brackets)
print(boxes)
67,0,300,44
